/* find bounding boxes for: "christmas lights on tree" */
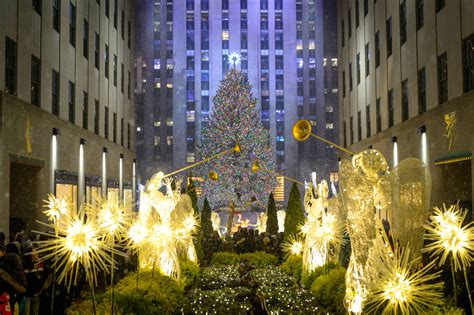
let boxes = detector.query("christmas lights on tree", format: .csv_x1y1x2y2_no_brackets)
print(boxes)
199,69,276,209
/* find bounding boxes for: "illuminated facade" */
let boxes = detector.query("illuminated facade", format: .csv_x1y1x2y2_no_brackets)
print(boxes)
0,0,136,235
338,0,474,211
135,0,339,199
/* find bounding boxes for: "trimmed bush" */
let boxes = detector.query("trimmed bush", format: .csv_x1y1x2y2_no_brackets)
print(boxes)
310,267,346,315
67,271,186,315
284,183,305,242
240,251,278,268
210,252,240,266
281,255,303,285
266,192,278,235
256,286,321,314
248,267,294,288
180,259,200,290
301,261,339,288
196,266,240,290
187,287,253,314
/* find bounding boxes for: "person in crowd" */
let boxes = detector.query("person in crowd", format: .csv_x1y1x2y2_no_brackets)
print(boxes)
0,232,5,246
6,243,20,256
23,246,50,315
0,252,27,314
0,245,5,266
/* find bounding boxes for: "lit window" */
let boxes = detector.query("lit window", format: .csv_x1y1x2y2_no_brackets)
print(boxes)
326,123,334,129
222,31,229,40
187,152,195,163
154,59,160,69
187,110,195,122
166,83,173,88
331,58,338,66
154,136,160,145
310,120,317,126
137,126,142,132
308,40,315,50
296,40,303,50
154,121,161,127
166,119,173,126
166,136,173,145
330,172,339,182
323,58,327,66
166,63,173,69
156,82,161,88
325,106,334,113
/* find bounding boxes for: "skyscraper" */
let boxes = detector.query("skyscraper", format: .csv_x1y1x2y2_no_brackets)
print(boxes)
338,0,474,213
135,0,338,199
0,0,136,236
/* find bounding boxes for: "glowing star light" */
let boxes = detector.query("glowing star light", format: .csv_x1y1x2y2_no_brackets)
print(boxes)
43,193,70,222
228,52,241,67
35,208,118,288
423,203,474,272
281,235,304,258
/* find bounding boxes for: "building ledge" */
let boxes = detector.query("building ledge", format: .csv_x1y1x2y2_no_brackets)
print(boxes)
434,151,472,166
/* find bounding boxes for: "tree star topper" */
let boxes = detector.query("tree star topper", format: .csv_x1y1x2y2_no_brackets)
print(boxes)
228,52,241,67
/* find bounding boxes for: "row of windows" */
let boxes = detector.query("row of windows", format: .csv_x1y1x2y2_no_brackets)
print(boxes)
4,36,131,149
344,32,474,144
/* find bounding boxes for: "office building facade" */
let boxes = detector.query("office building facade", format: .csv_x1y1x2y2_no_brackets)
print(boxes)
338,0,474,215
135,0,339,201
0,0,136,236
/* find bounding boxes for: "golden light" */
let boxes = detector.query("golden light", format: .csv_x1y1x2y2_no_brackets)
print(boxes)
43,193,70,222
423,204,474,272
35,208,117,288
282,235,304,258
127,220,149,250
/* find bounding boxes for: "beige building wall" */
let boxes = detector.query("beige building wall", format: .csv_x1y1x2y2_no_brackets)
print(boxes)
337,0,474,214
0,0,136,236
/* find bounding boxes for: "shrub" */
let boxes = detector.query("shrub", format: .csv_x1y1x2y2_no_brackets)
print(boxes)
196,266,240,290
310,267,346,315
281,255,303,284
180,259,200,289
67,271,186,315
284,183,305,242
187,287,253,314
266,192,278,235
210,252,240,266
248,267,294,288
240,251,278,268
256,286,321,314
301,261,339,288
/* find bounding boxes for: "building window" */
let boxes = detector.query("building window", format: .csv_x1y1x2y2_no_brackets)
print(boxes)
357,110,362,141
348,9,351,38
113,112,117,143
418,67,426,113
52,70,60,116
416,0,424,30
105,44,109,78
438,52,448,104
121,10,125,39
386,17,392,57
127,123,131,149
400,1,407,45
436,0,445,12
366,104,371,137
343,121,347,147
5,36,17,95
375,31,380,67
94,100,100,135
31,55,41,107
355,0,359,28
120,118,124,146
341,19,345,47
342,70,346,97
33,0,42,15
94,33,100,69
388,89,394,128
113,0,117,29
376,97,381,132
83,91,88,129
356,53,361,84
105,0,109,18
349,62,353,91
113,54,117,86
350,116,354,145
68,81,75,123
53,0,60,32
365,43,370,76
463,34,474,93
121,63,124,92
104,106,109,139
83,19,89,59
128,20,131,49
69,2,76,47
128,71,131,99
401,79,409,121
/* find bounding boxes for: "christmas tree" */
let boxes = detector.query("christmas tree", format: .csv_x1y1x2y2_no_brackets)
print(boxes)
199,69,276,210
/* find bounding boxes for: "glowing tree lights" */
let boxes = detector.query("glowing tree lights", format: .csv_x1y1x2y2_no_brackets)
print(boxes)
199,69,276,210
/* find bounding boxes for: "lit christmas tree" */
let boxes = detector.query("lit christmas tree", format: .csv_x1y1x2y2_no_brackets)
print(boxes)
199,69,276,215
